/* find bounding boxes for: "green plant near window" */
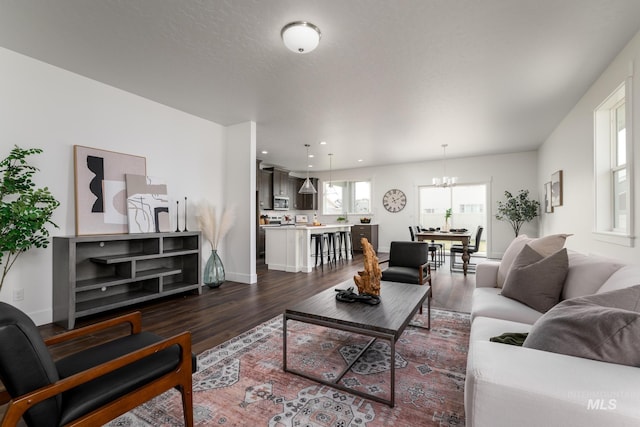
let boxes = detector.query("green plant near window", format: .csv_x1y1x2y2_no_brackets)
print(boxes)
495,189,540,237
0,146,60,291
445,208,452,221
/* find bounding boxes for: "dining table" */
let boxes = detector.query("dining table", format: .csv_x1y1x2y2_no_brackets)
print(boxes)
415,230,473,275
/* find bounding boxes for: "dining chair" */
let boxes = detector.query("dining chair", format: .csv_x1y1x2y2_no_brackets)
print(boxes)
450,225,483,273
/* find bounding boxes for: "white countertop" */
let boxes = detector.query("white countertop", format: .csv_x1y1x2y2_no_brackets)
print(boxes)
262,223,353,230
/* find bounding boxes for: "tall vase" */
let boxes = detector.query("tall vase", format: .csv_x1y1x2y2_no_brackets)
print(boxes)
204,250,225,288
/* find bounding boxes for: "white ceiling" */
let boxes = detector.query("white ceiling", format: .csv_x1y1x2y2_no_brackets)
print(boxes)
2,0,640,172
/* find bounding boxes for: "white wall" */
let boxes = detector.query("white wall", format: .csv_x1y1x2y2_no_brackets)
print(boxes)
224,121,257,284
313,151,539,257
538,30,640,263
0,47,246,324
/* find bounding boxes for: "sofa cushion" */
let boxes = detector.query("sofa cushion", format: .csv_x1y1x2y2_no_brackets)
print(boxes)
597,265,640,294
471,288,544,324
497,234,570,288
523,285,640,367
562,252,625,300
501,246,568,313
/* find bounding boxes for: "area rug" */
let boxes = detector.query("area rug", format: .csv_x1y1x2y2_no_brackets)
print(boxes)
107,309,469,426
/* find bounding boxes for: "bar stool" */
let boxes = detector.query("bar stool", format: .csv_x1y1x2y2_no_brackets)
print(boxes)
310,233,325,269
338,230,353,261
324,232,339,266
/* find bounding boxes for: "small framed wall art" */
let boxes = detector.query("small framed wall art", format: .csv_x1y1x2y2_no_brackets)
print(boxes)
551,170,563,207
74,145,146,235
544,181,554,213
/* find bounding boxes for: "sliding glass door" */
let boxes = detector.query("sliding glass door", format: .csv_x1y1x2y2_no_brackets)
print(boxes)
418,184,487,253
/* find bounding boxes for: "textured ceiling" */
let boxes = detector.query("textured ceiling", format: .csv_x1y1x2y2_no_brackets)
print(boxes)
1,0,640,172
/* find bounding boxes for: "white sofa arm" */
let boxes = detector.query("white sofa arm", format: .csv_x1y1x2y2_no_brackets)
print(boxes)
465,341,640,427
475,261,500,288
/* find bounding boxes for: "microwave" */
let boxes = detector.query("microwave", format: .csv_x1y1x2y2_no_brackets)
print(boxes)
273,196,290,210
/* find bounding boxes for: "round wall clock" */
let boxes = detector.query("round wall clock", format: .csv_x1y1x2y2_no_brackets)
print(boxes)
383,189,407,213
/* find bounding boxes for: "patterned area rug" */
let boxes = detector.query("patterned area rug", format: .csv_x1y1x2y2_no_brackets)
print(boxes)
107,309,469,426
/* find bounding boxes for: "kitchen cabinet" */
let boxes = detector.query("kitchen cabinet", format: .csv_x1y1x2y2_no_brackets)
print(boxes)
288,176,301,209
258,226,266,257
53,232,202,329
271,168,289,197
296,177,318,210
351,224,379,251
258,168,273,210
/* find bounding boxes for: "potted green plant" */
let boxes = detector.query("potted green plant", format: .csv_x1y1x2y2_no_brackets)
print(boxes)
444,208,452,231
0,146,60,291
495,189,540,237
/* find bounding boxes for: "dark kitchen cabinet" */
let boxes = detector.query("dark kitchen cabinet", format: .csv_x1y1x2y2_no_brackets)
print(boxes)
351,224,379,252
258,168,273,210
271,168,289,197
289,176,300,209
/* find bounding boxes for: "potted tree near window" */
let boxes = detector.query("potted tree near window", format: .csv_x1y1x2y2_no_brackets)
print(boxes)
495,189,540,237
0,146,60,292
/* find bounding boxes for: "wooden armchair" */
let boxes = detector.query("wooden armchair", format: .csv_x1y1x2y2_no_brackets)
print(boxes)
0,303,194,427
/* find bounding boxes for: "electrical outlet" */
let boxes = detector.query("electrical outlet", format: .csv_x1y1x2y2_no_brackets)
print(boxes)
13,288,24,301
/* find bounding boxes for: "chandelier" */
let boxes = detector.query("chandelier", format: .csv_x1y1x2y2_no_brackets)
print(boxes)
432,144,457,187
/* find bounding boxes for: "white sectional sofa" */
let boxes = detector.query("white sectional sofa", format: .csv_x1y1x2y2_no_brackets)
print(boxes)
465,249,640,427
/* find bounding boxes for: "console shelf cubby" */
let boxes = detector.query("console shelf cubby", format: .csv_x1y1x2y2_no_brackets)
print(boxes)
53,232,202,329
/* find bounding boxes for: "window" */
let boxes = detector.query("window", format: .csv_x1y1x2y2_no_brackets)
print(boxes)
418,184,488,252
594,80,633,246
323,180,371,214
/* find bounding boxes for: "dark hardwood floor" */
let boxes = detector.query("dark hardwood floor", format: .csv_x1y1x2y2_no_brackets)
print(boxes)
38,254,475,357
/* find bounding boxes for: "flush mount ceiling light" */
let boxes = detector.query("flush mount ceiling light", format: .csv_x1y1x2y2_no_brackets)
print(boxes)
432,144,458,187
281,21,321,54
299,144,317,194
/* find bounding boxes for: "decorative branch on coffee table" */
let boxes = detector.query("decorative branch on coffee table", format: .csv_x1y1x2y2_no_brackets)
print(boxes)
0,146,60,291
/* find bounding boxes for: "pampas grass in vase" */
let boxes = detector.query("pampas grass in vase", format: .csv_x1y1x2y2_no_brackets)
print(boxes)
197,201,235,288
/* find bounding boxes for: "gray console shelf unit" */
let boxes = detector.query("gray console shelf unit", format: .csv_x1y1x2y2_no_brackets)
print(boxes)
53,232,202,329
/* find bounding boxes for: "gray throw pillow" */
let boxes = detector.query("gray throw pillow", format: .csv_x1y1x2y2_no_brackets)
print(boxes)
523,285,640,367
501,245,568,313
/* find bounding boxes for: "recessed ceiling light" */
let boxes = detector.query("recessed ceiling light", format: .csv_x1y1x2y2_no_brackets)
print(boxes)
308,154,314,158
358,159,364,162
320,141,327,145
261,150,268,154
308,164,313,168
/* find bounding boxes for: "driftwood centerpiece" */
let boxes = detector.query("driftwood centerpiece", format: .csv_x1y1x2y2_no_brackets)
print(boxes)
353,237,382,296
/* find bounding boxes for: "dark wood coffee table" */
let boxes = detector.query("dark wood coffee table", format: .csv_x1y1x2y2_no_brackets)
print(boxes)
282,280,431,407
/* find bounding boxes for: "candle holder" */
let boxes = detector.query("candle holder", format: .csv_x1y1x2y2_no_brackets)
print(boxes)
183,197,188,232
175,200,180,232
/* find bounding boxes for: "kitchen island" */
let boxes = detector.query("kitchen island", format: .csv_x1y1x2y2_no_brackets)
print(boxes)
264,224,353,273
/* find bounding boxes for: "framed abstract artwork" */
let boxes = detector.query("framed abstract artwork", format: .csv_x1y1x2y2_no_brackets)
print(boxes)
74,145,146,235
544,181,554,213
125,174,170,233
551,170,563,207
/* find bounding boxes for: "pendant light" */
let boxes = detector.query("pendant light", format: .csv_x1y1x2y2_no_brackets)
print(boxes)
299,144,317,194
326,153,337,195
432,144,458,187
